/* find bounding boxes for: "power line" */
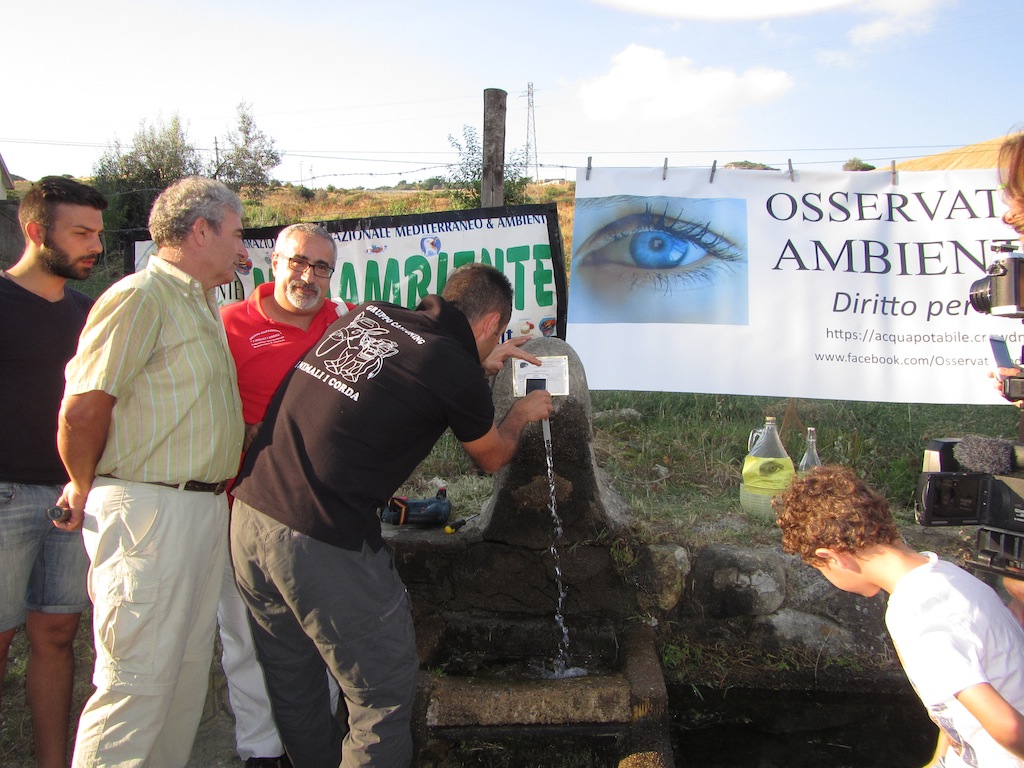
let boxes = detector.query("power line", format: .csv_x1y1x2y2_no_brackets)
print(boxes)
0,137,115,149
1,130,997,186
541,144,979,157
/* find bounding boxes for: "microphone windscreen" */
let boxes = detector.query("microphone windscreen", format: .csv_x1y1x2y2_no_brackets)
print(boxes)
953,435,1014,474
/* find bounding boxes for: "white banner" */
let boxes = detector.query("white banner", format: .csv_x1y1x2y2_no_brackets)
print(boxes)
567,167,1022,405
134,204,567,342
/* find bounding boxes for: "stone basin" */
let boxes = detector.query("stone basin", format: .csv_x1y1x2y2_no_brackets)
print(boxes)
426,673,631,730
412,618,669,767
416,616,662,732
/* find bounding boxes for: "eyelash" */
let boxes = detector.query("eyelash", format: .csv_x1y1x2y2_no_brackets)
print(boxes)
575,203,744,292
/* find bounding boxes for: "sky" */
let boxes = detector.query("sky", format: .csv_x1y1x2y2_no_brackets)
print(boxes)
4,0,1022,188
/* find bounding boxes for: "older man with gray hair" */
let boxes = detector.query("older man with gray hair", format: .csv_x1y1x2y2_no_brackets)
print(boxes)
56,177,246,767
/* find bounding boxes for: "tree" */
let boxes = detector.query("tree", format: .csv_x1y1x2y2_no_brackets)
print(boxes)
93,114,204,254
723,161,777,171
843,157,876,172
444,125,530,209
215,102,282,199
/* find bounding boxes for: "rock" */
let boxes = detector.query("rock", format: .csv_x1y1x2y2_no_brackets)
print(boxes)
481,337,630,549
635,544,692,614
780,554,890,653
688,544,786,618
749,607,860,657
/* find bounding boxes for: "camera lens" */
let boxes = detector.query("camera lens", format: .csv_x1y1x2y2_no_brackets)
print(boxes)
969,275,993,314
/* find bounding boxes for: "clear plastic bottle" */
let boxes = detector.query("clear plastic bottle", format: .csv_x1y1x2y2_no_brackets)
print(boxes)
798,427,823,475
739,416,795,516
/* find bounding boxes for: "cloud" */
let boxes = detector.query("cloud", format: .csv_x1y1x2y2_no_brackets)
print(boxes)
587,0,954,45
578,45,793,124
814,48,855,68
848,0,953,46
587,0,858,21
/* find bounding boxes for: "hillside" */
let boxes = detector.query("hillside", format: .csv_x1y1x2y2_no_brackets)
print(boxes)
895,136,1003,171
244,182,578,265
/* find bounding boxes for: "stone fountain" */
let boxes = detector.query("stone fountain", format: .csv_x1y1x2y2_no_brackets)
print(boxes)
383,336,673,767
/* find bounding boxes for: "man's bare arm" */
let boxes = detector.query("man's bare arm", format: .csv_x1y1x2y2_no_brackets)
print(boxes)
55,390,115,531
461,389,553,473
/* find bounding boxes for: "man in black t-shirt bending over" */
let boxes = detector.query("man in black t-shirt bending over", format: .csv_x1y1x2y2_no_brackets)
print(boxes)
230,263,553,768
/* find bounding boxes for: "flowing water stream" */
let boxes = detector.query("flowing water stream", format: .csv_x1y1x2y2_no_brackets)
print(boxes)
541,417,588,680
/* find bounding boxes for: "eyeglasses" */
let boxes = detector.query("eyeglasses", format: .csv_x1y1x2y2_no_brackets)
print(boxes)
285,256,335,278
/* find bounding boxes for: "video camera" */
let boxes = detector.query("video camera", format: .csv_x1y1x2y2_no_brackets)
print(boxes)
919,242,1024,578
968,243,1024,318
915,438,1024,578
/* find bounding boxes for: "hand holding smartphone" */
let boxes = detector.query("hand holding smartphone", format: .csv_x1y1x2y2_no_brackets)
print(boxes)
991,335,1018,380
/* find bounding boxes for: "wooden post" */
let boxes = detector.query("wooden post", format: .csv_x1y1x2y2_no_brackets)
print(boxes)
481,88,507,209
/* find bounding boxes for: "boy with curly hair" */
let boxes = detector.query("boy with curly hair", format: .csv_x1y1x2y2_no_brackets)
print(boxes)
774,465,1024,767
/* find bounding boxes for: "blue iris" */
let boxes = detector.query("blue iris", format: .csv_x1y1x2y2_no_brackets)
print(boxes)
629,231,697,269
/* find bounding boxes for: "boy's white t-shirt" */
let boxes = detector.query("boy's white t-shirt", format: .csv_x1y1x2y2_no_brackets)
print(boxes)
886,552,1024,768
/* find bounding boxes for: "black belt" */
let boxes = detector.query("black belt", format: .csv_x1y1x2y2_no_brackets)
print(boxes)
99,474,230,495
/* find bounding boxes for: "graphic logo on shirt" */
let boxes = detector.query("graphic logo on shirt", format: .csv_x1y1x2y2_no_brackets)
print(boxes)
249,329,287,349
929,704,977,767
314,313,399,383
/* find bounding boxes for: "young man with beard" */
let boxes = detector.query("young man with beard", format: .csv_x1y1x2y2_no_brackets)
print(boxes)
0,176,107,768
219,223,348,768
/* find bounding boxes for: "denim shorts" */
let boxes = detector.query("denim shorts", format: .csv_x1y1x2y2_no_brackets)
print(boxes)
0,481,90,631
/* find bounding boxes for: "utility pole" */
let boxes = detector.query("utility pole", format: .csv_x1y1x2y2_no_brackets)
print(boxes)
481,88,507,208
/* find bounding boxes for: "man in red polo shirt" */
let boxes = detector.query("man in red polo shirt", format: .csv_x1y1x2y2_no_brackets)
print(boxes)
220,223,347,768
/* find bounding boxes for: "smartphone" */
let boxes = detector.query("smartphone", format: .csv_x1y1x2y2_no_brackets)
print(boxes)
990,335,1016,374
525,377,548,393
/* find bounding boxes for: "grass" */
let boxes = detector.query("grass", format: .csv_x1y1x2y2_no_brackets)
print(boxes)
657,635,890,690
589,392,1018,528
1,615,93,768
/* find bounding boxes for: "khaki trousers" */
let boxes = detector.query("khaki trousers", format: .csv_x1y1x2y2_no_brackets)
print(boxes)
72,478,228,768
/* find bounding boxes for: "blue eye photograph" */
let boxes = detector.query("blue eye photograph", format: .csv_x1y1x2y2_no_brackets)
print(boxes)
568,194,748,325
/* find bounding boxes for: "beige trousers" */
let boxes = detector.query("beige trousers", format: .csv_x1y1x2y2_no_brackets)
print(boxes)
71,477,228,768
